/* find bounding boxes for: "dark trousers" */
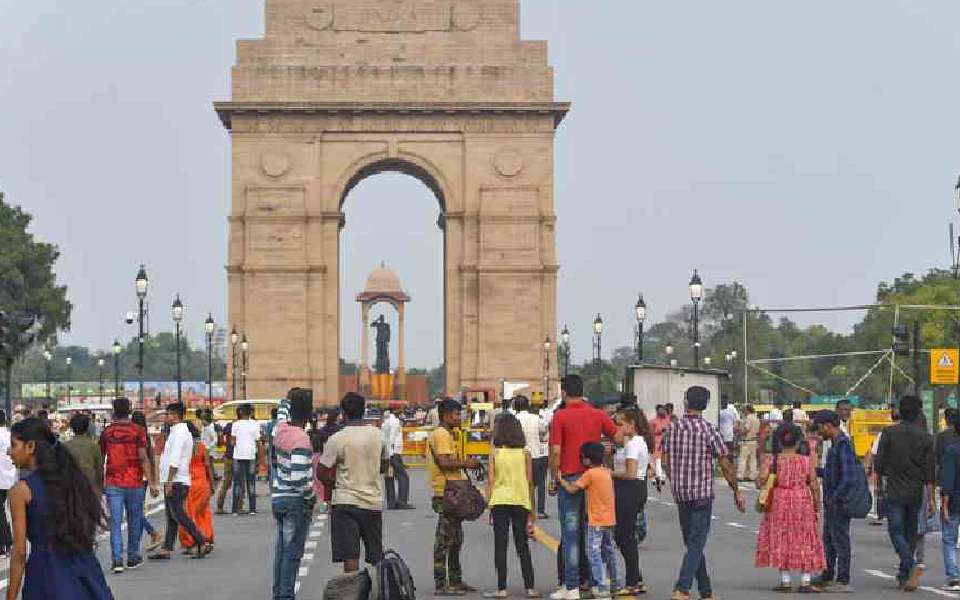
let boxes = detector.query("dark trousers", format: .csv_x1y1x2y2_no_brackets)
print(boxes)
162,483,205,552
885,500,920,583
216,456,241,512
614,479,647,587
0,489,11,553
532,457,548,515
492,505,535,591
675,499,713,596
384,454,410,508
822,504,852,584
232,458,257,513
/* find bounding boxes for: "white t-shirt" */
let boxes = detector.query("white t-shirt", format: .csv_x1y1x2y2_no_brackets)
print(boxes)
232,419,261,460
201,423,218,453
613,435,649,480
515,411,545,459
381,414,404,456
0,428,17,490
159,422,193,486
718,406,739,442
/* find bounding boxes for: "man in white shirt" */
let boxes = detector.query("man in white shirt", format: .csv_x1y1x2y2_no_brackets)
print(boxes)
200,409,218,456
151,402,209,559
514,395,549,518
381,409,412,510
718,397,740,453
231,403,262,515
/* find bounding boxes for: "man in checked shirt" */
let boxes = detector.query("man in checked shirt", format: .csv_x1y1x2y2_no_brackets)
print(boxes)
662,386,745,600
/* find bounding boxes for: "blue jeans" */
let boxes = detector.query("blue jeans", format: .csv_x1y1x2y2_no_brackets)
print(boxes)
822,504,852,584
675,499,713,596
272,498,312,600
559,475,587,590
233,459,257,512
586,526,620,593
105,485,145,564
886,500,920,583
942,513,960,581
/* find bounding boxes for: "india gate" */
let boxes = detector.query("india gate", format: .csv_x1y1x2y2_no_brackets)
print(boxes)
215,0,568,403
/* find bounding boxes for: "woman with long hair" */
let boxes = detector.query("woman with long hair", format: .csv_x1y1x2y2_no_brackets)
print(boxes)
6,417,113,599
755,425,826,593
131,411,163,552
612,408,650,596
178,423,215,552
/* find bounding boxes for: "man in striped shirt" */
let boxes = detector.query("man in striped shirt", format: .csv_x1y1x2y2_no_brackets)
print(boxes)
662,386,745,600
271,388,316,600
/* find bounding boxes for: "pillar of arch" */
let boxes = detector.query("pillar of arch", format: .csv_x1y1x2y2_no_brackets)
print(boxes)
216,0,568,404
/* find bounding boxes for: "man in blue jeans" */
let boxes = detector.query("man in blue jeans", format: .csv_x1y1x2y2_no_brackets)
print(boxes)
939,411,960,592
271,389,315,600
661,386,745,600
815,410,859,593
100,397,158,573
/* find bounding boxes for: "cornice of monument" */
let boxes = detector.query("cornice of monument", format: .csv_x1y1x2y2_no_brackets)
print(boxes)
213,101,570,130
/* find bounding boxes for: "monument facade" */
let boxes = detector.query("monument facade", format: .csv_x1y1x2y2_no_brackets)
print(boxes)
216,0,568,403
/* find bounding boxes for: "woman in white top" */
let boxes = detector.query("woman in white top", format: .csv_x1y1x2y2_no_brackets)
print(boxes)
611,408,651,595
0,410,18,556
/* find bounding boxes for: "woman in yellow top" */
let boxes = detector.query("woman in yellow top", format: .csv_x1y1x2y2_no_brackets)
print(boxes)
485,413,539,598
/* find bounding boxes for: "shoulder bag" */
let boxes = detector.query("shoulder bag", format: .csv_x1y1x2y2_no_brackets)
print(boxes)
428,437,487,521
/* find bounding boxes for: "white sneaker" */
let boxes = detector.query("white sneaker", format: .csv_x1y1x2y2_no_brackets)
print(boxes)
549,587,579,600
941,581,960,592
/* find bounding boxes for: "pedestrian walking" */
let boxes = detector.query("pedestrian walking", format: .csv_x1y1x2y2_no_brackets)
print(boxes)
100,398,158,573
263,408,280,484
650,405,671,486
271,389,316,600
382,408,412,509
514,395,549,519
131,410,163,553
938,410,960,592
313,407,343,512
662,386,746,600
0,410,16,557
737,406,760,482
64,413,103,494
754,426,826,592
232,403,262,515
428,397,480,596
5,417,114,599
215,420,242,514
874,395,935,591
560,442,620,599
178,424,215,553
549,375,622,600
200,409,218,457
484,413,538,599
611,408,650,595
718,397,739,455
318,393,388,574
149,402,212,560
813,410,857,593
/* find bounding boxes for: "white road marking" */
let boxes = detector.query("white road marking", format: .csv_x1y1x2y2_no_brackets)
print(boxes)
309,531,322,538
302,553,314,562
298,566,309,577
305,541,318,550
726,522,747,529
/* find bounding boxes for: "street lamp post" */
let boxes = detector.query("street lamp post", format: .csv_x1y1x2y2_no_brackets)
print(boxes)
241,334,249,401
65,357,72,408
689,269,704,368
43,349,52,405
172,295,184,403
561,325,571,378
205,315,215,405
665,342,674,363
112,340,122,397
230,328,239,402
543,335,552,402
135,265,149,410
593,314,604,390
634,294,647,363
97,358,104,402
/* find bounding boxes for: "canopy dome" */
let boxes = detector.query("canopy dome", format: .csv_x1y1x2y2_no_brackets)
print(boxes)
357,263,410,303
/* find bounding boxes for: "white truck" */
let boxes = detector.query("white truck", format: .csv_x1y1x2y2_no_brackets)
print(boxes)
623,364,730,426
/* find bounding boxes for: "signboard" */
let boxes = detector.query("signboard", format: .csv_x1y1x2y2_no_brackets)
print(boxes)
930,349,960,385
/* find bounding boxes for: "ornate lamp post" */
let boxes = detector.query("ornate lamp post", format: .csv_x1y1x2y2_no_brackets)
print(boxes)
634,294,647,363
172,295,184,403
241,334,249,401
97,358,105,402
204,314,215,405
135,265,149,409
65,356,72,407
112,339,122,396
543,335,552,402
561,325,571,378
592,314,604,390
42,349,52,404
689,269,704,368
230,328,239,402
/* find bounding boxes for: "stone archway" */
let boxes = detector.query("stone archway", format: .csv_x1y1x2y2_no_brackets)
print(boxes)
216,0,569,404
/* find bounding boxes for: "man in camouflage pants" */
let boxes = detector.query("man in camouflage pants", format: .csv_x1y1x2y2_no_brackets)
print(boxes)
428,399,479,596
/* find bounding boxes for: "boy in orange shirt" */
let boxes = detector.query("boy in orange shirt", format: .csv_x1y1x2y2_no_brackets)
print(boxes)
560,442,621,599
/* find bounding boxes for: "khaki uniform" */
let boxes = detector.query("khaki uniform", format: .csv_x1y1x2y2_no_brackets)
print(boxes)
737,415,761,480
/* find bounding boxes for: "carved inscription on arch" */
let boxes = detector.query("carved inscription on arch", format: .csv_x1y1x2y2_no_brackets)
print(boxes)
306,3,481,33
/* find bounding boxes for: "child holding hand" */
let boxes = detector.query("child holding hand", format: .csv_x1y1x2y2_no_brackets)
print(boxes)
559,442,621,599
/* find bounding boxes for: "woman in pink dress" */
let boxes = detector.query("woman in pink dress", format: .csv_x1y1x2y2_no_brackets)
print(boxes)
755,425,826,593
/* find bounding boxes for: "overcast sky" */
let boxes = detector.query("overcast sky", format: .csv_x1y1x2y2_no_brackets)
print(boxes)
2,1,959,368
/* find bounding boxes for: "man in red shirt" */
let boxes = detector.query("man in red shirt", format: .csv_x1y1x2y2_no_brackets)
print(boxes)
100,397,158,573
548,375,622,599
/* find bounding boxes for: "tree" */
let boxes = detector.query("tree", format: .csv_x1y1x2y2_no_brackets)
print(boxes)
0,193,71,412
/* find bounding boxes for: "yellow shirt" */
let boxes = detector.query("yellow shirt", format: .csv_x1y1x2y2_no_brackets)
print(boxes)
428,427,466,497
489,448,531,510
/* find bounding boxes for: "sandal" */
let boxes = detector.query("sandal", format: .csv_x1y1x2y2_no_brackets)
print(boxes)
435,588,466,597
147,551,171,560
797,585,821,593
192,542,214,559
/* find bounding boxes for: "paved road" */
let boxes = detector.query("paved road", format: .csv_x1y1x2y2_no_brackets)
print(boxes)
2,471,956,598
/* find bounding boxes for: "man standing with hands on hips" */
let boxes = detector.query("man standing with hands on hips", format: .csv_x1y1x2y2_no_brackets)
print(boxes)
662,386,745,600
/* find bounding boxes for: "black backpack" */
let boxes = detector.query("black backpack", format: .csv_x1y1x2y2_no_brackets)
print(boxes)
370,549,416,600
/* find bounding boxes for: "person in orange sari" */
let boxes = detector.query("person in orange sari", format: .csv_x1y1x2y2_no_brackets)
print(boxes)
179,423,215,552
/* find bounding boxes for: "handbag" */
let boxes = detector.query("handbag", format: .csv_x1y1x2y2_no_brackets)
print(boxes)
428,440,487,521
755,455,778,514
